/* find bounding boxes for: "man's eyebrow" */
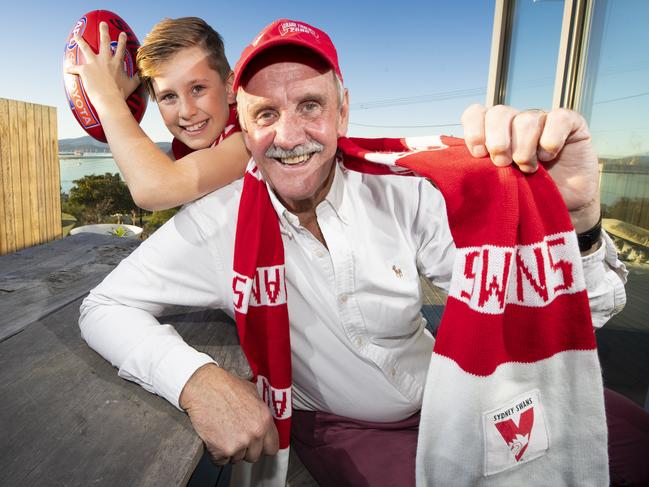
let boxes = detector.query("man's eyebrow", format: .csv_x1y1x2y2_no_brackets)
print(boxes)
299,92,328,104
246,97,274,115
245,91,330,115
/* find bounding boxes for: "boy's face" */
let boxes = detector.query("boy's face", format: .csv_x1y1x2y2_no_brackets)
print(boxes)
152,46,234,150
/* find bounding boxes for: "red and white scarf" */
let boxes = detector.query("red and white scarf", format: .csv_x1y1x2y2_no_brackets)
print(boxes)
231,135,608,486
171,104,241,160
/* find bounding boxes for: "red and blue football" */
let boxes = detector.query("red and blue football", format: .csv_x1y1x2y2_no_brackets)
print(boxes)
63,10,147,142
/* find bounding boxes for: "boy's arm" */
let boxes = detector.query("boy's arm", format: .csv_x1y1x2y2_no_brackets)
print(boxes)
65,23,248,210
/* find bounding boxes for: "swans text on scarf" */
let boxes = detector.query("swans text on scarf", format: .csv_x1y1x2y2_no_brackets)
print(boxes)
232,265,287,314
256,375,292,420
448,231,585,313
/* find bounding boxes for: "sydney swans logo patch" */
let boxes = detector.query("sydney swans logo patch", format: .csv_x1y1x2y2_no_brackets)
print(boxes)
483,390,549,476
494,406,534,461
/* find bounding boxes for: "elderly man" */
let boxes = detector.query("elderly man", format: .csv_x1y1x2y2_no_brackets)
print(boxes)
79,19,626,487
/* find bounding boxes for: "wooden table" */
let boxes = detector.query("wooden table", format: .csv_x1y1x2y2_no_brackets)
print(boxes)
0,234,250,486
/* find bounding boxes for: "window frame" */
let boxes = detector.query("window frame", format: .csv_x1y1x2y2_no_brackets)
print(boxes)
486,0,594,111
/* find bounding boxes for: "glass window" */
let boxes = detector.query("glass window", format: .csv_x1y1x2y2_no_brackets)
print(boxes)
578,0,649,236
576,0,649,409
503,0,565,109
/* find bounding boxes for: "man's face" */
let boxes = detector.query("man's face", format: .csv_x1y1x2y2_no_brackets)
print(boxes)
239,60,349,212
152,46,235,150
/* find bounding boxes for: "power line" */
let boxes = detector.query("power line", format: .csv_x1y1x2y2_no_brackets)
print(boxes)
349,121,461,129
350,87,486,110
348,70,649,129
593,91,649,105
348,78,554,111
348,60,649,112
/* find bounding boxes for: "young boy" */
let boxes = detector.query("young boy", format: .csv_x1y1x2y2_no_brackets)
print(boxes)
66,17,249,210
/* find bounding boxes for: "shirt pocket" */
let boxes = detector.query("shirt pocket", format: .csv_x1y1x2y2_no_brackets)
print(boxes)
358,257,422,341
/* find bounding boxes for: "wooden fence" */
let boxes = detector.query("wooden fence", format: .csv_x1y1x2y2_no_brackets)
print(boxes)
0,98,61,256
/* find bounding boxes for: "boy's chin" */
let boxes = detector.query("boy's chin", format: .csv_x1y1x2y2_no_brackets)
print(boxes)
179,133,214,150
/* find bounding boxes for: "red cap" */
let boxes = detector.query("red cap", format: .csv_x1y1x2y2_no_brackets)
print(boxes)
233,19,342,92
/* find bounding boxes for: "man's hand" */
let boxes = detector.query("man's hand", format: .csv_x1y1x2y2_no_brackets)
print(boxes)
179,364,279,465
461,104,600,233
64,21,141,112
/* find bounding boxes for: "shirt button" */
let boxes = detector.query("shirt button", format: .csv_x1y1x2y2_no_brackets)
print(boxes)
316,250,325,258
340,294,348,304
390,368,397,377
355,336,364,347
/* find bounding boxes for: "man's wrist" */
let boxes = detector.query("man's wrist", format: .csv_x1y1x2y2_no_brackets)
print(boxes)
179,362,220,410
577,218,602,256
577,215,602,255
569,197,600,233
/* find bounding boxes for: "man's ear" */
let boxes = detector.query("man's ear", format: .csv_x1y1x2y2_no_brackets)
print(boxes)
225,71,236,104
337,88,350,138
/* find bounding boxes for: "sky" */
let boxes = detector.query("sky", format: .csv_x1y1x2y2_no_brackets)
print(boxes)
579,0,649,159
0,0,495,143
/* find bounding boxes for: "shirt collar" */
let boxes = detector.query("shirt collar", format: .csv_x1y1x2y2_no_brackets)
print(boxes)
265,161,348,234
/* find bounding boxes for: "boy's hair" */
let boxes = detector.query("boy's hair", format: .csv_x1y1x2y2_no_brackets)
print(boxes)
136,17,231,100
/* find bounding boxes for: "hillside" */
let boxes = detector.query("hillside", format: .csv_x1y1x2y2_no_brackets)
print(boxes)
600,154,649,171
59,136,171,154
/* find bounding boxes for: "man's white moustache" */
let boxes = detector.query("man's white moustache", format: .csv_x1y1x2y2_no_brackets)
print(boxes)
265,141,324,158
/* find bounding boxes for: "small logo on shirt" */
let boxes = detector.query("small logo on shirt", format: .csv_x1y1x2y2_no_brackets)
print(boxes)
392,265,403,278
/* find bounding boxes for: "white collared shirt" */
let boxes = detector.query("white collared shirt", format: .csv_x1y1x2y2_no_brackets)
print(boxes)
79,165,627,422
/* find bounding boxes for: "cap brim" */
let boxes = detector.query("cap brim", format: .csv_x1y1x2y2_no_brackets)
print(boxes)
233,37,339,92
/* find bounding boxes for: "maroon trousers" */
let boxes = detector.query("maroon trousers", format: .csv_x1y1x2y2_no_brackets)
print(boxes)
291,409,420,487
605,389,649,486
291,388,649,487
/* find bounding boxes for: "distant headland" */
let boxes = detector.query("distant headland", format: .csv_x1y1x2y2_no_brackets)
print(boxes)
58,135,171,156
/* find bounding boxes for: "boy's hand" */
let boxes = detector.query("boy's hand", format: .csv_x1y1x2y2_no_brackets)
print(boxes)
64,21,141,111
461,104,600,233
179,364,279,465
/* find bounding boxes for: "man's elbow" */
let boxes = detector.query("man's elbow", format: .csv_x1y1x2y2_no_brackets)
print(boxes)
78,291,115,347
78,293,98,343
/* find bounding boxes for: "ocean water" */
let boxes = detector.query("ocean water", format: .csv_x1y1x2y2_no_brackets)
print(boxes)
59,157,649,209
59,156,122,194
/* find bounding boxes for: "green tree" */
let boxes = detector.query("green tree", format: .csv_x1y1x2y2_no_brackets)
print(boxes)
60,191,84,223
68,173,138,224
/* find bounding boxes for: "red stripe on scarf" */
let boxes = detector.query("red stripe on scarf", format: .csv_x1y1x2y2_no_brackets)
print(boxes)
435,293,595,376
